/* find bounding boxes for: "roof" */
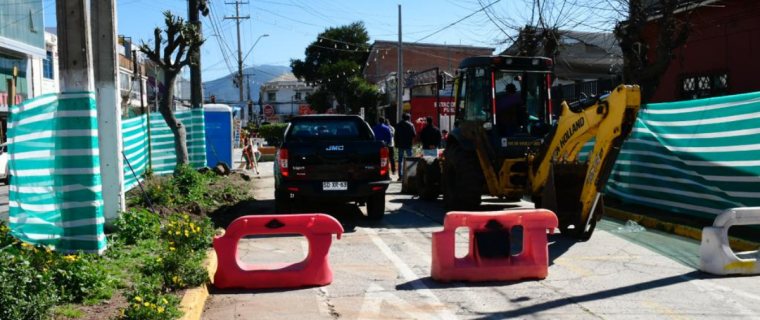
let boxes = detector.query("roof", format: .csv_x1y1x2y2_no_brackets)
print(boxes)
370,40,494,51
642,0,720,17
502,30,621,57
267,73,299,83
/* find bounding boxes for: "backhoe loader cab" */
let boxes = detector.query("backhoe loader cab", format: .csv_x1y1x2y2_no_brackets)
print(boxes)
422,55,641,240
454,56,554,156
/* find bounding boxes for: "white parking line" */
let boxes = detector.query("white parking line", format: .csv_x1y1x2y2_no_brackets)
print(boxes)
364,228,458,320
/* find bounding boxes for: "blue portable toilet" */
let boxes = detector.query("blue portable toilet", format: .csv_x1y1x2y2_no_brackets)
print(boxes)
204,104,234,166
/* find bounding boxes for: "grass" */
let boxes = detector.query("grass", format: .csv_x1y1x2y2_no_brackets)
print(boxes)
53,305,84,318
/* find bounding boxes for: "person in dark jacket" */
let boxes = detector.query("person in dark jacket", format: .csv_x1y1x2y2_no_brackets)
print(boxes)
394,113,416,180
419,116,442,157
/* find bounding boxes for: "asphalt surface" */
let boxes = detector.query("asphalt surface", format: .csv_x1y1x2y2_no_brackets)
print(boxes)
200,162,760,320
0,183,8,221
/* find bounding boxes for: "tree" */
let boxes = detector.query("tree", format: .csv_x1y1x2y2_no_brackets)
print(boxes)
139,11,204,166
614,0,692,103
291,22,378,113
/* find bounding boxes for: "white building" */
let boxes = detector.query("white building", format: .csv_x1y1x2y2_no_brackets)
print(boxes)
259,73,317,123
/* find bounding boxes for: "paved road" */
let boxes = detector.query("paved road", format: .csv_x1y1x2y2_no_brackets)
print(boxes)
0,183,8,221
202,162,760,320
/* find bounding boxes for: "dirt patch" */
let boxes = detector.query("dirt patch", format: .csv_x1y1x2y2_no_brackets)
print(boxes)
56,291,127,320
126,171,262,220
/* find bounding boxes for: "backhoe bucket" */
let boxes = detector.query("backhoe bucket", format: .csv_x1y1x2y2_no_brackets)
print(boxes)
401,156,422,194
542,162,600,238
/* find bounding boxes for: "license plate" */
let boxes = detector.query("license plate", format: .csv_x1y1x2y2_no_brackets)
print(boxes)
323,181,347,191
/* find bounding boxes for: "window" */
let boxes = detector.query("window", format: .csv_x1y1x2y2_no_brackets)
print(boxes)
43,51,53,79
286,118,371,142
463,67,491,122
678,71,729,101
267,92,277,102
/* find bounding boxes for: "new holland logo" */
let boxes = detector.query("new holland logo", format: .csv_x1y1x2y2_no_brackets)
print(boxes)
326,145,344,151
559,117,586,149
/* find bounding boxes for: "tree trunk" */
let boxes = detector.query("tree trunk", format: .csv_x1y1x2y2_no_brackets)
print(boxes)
159,71,190,167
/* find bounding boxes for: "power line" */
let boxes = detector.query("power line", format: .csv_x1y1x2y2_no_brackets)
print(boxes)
413,0,503,43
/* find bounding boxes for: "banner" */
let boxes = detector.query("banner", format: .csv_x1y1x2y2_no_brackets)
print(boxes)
580,91,760,219
122,109,207,190
8,92,105,254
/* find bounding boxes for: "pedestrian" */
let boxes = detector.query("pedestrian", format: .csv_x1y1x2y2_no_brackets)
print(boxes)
394,113,416,181
419,116,442,157
372,116,393,148
441,129,449,148
385,118,397,175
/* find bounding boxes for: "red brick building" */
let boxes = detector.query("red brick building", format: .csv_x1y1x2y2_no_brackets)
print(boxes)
363,40,493,85
362,40,493,123
644,0,760,102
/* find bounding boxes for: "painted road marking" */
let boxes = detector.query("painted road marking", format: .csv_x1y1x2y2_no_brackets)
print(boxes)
642,301,692,320
364,228,458,320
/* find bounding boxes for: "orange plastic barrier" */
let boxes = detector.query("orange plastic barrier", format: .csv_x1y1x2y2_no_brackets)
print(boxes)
431,210,558,282
213,214,344,289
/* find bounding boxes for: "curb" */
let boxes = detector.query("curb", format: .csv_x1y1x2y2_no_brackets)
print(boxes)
178,250,218,320
605,206,759,252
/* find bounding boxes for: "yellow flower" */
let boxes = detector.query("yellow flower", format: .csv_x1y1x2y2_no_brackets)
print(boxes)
162,298,168,304
144,302,150,307
175,231,181,235
21,242,30,247
172,276,178,283
190,222,196,228
184,215,189,220
158,307,165,313
184,230,189,237
156,257,163,262
169,247,176,251
11,257,15,263
133,303,140,309
45,248,52,254
121,309,125,316
169,242,174,246
134,296,142,302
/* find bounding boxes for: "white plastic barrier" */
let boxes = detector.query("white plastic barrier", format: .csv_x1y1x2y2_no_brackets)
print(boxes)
700,207,760,276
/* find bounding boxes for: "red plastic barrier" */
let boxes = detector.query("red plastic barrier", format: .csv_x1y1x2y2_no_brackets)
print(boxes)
431,210,558,282
213,214,343,289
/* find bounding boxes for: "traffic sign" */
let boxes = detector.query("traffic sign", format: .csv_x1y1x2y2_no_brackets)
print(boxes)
263,105,274,117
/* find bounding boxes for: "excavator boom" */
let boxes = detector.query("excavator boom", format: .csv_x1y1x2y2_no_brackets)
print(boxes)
530,85,641,238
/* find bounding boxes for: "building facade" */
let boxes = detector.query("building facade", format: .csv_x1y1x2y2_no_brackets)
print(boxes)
362,40,493,123
259,73,317,123
643,0,760,102
0,0,46,141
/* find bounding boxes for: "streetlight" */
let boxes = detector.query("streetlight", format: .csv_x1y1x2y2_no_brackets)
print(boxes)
242,34,269,64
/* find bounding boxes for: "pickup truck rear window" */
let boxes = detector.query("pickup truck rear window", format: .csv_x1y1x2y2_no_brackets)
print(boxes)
286,119,371,142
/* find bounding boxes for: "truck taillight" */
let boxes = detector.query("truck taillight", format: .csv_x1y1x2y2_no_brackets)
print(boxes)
380,147,389,176
278,148,289,177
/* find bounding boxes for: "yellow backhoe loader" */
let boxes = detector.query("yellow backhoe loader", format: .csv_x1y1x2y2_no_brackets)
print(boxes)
407,55,641,239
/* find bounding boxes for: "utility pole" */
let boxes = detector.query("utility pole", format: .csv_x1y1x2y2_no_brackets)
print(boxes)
397,4,403,123
225,1,250,103
91,0,125,221
188,0,208,109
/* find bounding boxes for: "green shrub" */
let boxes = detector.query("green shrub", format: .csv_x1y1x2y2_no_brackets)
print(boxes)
50,253,113,303
0,251,59,320
258,123,288,142
141,249,208,291
121,284,182,320
0,221,14,247
161,214,214,252
173,164,215,205
115,209,161,245
143,177,180,207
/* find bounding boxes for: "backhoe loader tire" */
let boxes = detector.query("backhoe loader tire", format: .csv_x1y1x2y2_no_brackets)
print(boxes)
443,143,483,211
417,157,441,201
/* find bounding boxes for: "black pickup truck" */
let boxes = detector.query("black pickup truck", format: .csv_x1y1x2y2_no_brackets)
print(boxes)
274,115,391,219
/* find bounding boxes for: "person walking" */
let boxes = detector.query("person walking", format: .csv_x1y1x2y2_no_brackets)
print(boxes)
394,113,416,181
419,116,442,157
372,116,393,149
385,118,397,175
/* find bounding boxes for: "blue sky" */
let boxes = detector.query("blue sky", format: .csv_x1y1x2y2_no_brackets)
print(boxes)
42,0,615,82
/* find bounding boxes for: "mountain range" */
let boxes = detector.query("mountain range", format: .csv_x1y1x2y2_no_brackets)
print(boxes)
203,64,291,104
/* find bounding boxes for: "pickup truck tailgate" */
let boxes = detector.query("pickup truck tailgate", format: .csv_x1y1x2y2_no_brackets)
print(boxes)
286,142,385,181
